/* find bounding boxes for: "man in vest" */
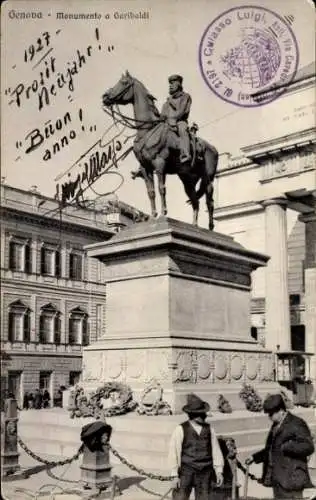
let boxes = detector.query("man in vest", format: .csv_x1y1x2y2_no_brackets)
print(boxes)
161,74,192,163
169,393,224,499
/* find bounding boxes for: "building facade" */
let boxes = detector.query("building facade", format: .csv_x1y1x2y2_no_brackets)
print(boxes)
0,183,145,406
214,64,316,382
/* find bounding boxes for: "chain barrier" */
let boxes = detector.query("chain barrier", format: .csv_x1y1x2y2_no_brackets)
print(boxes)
136,483,173,498
46,467,80,484
109,442,263,485
109,444,174,481
18,437,83,468
18,435,262,495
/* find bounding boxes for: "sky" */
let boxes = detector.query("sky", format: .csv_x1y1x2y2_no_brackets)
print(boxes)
1,0,315,227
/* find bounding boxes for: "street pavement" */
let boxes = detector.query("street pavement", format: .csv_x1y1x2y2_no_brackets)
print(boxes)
2,446,316,500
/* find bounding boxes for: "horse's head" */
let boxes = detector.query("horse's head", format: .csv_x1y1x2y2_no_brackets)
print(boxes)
102,71,134,107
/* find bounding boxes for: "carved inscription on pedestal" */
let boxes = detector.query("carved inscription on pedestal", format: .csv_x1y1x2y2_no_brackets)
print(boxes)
197,353,211,380
82,352,103,381
246,356,259,381
214,354,228,380
230,354,244,380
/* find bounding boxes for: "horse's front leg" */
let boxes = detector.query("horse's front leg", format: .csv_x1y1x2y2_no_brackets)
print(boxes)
143,170,157,218
153,157,167,216
193,206,199,226
157,172,167,216
205,181,214,230
180,174,199,226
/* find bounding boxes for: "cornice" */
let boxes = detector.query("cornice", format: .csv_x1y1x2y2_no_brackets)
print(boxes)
1,270,106,297
0,206,114,239
241,128,316,162
214,201,263,220
216,157,255,176
252,75,315,103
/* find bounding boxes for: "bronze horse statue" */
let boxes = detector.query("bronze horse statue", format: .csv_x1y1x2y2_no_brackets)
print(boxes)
102,71,218,230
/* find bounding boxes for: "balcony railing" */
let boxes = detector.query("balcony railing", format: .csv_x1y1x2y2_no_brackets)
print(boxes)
2,340,83,354
1,268,105,293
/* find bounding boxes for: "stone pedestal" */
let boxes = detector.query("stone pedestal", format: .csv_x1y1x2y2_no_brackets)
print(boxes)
83,217,278,412
80,445,112,490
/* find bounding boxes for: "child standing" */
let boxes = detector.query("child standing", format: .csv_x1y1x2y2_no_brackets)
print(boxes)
169,393,224,500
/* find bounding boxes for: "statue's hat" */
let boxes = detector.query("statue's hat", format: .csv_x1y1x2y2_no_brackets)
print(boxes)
168,74,183,83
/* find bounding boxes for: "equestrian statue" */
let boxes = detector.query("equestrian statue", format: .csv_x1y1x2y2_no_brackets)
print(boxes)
102,71,218,230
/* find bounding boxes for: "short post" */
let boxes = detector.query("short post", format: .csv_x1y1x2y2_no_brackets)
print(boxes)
80,421,115,495
216,436,240,500
1,398,20,476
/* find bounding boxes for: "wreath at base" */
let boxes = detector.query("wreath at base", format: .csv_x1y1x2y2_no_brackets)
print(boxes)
137,379,172,416
68,382,137,419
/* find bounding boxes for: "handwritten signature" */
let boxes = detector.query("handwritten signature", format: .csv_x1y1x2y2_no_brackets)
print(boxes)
54,126,134,207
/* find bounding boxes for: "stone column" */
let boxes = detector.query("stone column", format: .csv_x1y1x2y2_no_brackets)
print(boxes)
32,240,38,274
30,295,37,342
299,212,316,386
60,298,67,344
262,198,291,351
61,246,67,278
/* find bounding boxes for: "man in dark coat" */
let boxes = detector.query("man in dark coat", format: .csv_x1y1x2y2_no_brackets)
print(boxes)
34,388,42,409
161,74,192,163
246,394,314,499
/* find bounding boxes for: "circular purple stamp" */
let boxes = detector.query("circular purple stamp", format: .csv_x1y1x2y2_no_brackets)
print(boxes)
199,5,299,107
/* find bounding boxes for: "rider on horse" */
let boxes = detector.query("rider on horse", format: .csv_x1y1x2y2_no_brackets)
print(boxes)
161,74,192,163
131,75,194,180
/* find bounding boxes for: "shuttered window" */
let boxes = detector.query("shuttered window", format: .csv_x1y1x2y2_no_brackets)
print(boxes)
40,245,61,277
8,301,31,342
39,304,61,343
69,253,83,280
9,240,31,273
69,307,88,345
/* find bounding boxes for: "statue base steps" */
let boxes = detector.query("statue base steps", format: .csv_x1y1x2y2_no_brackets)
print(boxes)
83,379,281,413
18,408,316,472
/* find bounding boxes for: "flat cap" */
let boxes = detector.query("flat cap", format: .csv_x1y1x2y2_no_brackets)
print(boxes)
263,394,286,414
168,74,183,83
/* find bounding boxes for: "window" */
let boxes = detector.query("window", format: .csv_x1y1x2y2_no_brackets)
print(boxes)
39,304,61,344
8,300,31,342
251,326,258,341
290,294,300,306
39,371,53,405
9,239,31,273
96,304,103,340
8,371,22,404
69,307,89,345
69,371,81,386
69,253,83,280
40,245,60,277
291,325,305,351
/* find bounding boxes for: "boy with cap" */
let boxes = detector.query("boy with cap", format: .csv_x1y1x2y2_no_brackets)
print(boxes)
169,393,224,500
246,393,314,499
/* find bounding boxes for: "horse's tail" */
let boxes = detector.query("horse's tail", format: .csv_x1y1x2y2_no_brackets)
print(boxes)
195,140,219,200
